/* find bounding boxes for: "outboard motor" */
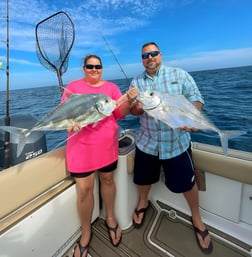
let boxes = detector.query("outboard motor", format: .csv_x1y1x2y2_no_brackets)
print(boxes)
0,114,47,168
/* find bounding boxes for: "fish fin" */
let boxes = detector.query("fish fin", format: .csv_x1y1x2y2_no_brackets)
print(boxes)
50,131,78,152
219,130,246,156
91,122,99,128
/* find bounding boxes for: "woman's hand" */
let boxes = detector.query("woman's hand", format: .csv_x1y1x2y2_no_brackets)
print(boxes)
67,123,81,132
126,87,138,104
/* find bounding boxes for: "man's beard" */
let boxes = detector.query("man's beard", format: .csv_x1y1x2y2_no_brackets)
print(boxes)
146,61,161,70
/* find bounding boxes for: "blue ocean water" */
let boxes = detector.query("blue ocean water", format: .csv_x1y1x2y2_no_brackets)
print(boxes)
0,65,252,153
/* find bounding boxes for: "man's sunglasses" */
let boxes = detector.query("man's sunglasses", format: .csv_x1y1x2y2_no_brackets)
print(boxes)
141,51,160,59
85,64,103,69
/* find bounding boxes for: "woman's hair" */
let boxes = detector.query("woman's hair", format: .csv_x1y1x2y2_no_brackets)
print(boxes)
142,42,160,51
83,54,102,66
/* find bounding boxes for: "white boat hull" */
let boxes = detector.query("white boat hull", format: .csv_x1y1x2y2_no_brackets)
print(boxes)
0,130,252,256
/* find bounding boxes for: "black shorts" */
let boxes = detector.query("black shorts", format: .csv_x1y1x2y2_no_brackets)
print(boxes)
133,146,195,193
70,160,118,178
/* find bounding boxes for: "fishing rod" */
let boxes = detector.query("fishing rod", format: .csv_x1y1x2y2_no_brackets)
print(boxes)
3,0,10,168
98,32,136,135
100,33,131,87
83,16,132,87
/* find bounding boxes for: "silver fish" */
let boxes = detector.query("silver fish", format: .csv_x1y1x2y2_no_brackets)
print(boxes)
138,90,246,156
0,93,116,157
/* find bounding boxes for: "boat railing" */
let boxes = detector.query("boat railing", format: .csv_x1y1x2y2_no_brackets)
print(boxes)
191,141,252,185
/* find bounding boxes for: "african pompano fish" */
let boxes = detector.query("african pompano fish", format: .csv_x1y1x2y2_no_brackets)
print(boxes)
0,93,116,157
138,90,246,156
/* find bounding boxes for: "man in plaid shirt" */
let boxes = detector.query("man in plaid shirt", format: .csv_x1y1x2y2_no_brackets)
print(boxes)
129,41,213,254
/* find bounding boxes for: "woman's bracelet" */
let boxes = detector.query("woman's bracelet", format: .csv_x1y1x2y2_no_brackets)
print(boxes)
127,98,137,107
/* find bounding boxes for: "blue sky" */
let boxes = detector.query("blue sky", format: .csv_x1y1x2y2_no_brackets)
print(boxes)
0,0,252,90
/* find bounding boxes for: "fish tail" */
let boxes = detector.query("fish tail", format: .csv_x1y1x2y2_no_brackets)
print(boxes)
12,128,30,157
17,133,28,157
219,132,229,156
0,126,30,157
219,130,246,156
13,128,31,157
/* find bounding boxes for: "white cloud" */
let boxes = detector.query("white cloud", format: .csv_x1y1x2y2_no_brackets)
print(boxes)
2,46,251,90
10,58,41,66
102,47,252,80
167,47,252,71
0,0,159,54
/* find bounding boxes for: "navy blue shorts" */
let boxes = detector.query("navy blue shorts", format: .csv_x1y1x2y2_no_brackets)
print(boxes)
70,160,118,178
133,146,195,193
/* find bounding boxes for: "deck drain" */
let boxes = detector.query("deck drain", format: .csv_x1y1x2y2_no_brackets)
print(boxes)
169,209,177,219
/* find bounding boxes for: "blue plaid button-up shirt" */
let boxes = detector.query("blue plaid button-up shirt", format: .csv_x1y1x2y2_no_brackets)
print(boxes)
130,65,204,159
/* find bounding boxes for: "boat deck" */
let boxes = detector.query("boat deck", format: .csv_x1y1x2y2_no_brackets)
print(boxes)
87,200,251,257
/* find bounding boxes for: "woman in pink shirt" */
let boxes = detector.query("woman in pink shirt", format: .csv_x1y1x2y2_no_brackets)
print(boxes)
62,54,137,257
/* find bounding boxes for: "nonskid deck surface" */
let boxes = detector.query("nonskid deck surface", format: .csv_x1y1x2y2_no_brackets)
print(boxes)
88,201,251,257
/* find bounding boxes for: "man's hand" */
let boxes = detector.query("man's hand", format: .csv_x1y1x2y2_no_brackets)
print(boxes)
179,126,198,132
130,101,144,115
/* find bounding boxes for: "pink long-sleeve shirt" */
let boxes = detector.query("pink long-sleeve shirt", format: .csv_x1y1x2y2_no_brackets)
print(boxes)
61,78,124,173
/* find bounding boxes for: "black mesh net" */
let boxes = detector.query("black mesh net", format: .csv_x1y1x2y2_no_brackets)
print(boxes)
35,11,75,91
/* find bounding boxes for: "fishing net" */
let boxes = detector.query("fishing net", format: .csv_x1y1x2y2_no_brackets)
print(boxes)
35,11,75,94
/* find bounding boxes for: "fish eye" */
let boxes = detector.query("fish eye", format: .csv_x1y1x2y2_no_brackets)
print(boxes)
150,92,154,96
105,99,109,103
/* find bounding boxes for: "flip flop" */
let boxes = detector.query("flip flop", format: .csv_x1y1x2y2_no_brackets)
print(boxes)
132,201,150,228
72,233,92,257
105,221,122,247
72,241,89,257
191,218,213,254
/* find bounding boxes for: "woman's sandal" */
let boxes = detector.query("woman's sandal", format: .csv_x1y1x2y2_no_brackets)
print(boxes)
105,221,122,247
72,233,92,257
132,201,150,228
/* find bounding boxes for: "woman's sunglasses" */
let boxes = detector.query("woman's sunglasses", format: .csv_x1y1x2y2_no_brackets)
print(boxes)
85,64,103,69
